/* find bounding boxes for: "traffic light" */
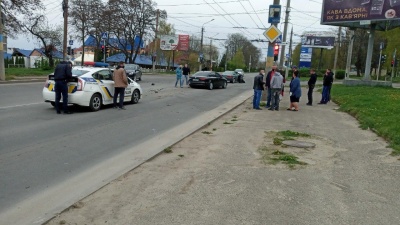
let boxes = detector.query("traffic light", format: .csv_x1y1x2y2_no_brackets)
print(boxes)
381,54,386,63
391,60,394,67
101,45,105,53
273,44,279,61
67,46,71,55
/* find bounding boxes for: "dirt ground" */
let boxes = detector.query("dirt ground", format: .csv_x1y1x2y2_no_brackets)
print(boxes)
45,95,399,225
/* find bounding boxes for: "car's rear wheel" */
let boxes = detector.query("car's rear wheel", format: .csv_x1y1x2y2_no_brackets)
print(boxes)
222,81,227,89
208,81,213,90
131,89,140,104
89,93,102,111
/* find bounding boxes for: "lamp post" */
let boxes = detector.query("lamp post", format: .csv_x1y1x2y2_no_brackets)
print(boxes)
200,18,214,71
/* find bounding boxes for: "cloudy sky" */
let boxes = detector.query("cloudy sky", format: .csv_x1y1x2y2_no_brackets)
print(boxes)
8,0,334,59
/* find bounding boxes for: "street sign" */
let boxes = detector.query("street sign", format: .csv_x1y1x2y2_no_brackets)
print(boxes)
263,25,281,43
268,5,281,24
101,32,108,39
69,40,73,46
275,35,283,43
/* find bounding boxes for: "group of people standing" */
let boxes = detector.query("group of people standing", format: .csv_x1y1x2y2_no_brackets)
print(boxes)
175,64,191,88
252,66,334,111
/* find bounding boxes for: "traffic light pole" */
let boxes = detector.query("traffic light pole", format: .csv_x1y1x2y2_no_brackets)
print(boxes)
103,39,106,64
377,43,383,80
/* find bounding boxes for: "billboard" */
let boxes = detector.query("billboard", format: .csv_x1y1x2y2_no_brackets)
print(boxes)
299,47,312,68
160,35,190,51
300,31,336,49
321,0,400,24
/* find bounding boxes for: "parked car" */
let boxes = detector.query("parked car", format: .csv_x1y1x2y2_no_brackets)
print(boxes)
125,64,142,81
234,69,244,76
188,71,228,90
42,67,142,111
221,70,239,83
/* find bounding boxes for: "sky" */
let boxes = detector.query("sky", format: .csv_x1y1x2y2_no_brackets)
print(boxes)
7,0,335,59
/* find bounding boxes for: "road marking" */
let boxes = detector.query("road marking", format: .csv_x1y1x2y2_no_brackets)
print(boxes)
0,102,46,110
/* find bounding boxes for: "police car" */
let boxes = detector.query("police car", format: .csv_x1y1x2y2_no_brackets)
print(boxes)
42,67,142,111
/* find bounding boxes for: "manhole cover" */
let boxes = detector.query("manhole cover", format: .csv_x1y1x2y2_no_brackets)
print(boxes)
282,140,316,148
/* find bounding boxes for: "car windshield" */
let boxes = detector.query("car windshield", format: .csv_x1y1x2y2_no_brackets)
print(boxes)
235,69,243,72
193,71,209,77
222,71,233,75
72,69,90,76
125,65,138,70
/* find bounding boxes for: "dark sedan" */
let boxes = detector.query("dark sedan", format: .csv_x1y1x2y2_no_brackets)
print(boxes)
221,71,239,83
189,71,228,90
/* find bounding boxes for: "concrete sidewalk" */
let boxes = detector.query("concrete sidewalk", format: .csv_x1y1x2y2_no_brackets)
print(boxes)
45,88,400,225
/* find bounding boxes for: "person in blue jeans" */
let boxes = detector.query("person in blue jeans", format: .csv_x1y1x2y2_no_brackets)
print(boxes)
175,65,183,88
265,65,277,108
319,69,334,104
252,69,265,110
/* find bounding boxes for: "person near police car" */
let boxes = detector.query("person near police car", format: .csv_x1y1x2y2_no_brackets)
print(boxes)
54,61,73,114
307,68,317,106
113,61,128,110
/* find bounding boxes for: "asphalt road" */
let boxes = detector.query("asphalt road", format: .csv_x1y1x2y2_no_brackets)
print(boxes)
0,74,256,223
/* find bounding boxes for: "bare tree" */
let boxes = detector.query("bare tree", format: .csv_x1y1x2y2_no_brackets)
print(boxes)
23,15,63,67
1,0,44,37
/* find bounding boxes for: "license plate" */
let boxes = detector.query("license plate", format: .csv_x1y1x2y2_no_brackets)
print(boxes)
193,79,199,81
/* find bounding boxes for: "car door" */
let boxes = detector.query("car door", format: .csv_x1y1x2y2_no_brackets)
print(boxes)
97,69,115,104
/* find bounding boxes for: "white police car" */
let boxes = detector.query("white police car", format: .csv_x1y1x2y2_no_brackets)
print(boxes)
42,67,142,111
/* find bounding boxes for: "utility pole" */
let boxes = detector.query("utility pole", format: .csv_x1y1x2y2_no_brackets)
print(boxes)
279,0,290,73
200,27,204,71
224,45,228,71
333,26,341,78
0,0,5,81
286,26,293,78
152,9,159,73
249,55,251,72
62,0,68,61
209,39,212,70
345,29,354,79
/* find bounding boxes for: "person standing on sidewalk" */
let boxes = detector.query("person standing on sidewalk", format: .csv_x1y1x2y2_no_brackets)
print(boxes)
253,69,265,110
175,65,183,88
319,69,334,104
182,64,191,86
269,69,284,111
54,61,73,114
306,68,317,106
113,61,128,110
287,70,301,111
265,65,277,108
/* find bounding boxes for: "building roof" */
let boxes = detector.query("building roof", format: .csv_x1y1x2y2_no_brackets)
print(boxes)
3,52,12,59
32,48,64,59
12,49,33,57
84,35,144,51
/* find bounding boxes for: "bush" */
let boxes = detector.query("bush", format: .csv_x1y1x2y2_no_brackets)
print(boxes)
335,70,345,79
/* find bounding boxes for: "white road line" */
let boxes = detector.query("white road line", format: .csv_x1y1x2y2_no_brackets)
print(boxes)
0,102,46,110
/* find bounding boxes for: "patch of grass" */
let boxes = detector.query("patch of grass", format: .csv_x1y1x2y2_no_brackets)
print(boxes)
202,131,212,135
164,147,173,153
59,220,66,225
212,128,217,131
271,150,307,168
5,68,52,80
332,85,400,155
231,119,238,122
178,154,184,157
259,102,266,107
273,137,283,145
277,130,310,138
223,121,233,124
233,115,238,118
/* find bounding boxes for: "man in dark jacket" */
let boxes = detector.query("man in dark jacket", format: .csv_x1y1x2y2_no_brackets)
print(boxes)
253,69,265,110
182,64,190,85
265,65,277,108
54,61,73,114
319,69,334,104
306,68,317,106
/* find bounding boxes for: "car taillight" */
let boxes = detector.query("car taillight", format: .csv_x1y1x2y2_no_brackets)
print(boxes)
227,75,232,78
77,78,84,91
199,77,206,81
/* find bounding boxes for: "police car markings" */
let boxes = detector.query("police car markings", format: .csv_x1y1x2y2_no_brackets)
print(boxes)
101,86,113,98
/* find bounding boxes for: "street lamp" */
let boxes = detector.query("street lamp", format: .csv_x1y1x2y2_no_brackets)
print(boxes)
199,18,214,71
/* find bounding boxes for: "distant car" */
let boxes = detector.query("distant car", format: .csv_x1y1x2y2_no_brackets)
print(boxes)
42,67,142,111
125,64,142,81
188,71,228,90
234,69,244,76
221,71,239,83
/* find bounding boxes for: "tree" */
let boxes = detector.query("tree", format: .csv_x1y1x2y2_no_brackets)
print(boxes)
23,15,63,68
1,0,44,37
230,49,245,69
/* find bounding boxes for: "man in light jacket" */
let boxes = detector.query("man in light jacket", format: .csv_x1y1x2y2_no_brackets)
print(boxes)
269,69,284,111
113,61,128,110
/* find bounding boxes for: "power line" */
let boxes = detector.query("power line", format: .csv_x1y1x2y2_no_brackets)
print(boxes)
158,0,248,7
236,0,261,29
246,0,267,28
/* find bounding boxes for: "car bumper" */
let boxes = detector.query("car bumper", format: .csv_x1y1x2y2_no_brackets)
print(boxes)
42,88,94,107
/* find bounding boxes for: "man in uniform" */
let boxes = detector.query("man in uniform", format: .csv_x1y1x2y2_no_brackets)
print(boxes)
54,61,73,114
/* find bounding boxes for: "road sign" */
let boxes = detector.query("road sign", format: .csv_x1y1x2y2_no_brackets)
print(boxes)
101,32,108,39
268,5,281,24
263,25,281,43
275,35,283,43
69,40,73,46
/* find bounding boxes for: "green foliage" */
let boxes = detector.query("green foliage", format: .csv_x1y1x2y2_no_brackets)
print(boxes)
229,50,245,69
335,70,345,79
332,85,400,155
277,130,310,138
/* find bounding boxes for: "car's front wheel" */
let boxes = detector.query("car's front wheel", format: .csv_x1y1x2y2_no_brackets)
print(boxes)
131,89,140,104
208,81,213,90
222,81,227,89
89,93,102,111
